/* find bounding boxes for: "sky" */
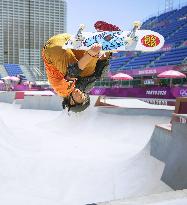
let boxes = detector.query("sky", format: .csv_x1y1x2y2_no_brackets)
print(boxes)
67,0,187,33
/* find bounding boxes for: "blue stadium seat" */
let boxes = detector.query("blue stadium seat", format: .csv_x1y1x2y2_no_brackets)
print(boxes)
110,5,187,72
3,64,27,80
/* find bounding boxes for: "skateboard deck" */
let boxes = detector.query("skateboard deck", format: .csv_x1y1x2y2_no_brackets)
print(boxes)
63,29,165,52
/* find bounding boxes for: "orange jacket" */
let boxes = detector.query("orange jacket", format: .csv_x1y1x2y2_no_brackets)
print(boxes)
42,50,75,97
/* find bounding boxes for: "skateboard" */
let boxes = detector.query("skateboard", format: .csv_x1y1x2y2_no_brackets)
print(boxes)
63,22,165,52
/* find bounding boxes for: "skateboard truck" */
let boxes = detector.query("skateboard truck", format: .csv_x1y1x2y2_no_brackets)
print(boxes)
63,24,86,49
125,21,141,45
75,24,85,41
70,24,86,49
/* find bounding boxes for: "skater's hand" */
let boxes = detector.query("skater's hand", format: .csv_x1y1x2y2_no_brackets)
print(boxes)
65,76,77,90
66,78,77,91
88,43,102,57
65,76,77,82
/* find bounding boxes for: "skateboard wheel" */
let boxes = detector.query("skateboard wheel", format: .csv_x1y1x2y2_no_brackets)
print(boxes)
133,21,141,29
133,36,139,41
79,24,85,30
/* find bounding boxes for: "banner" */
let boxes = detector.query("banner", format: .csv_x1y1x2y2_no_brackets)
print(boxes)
109,65,176,77
90,86,187,99
123,65,176,76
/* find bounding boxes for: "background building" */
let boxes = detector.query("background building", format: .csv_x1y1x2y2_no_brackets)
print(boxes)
0,0,67,76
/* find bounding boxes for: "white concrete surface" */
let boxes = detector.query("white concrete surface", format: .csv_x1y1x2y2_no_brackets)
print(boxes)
21,95,62,111
0,96,186,205
24,90,55,95
98,189,187,205
0,91,15,103
101,98,175,110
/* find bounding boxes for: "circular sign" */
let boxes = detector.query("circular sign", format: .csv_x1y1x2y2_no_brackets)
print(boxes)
141,35,160,47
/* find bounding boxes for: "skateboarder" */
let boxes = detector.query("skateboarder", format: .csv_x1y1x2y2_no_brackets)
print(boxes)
42,33,112,113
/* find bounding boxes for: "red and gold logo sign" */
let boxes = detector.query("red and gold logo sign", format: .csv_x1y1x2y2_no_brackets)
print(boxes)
141,35,160,47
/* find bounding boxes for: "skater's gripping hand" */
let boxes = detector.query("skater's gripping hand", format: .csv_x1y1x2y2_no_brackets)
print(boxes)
65,76,77,89
88,43,102,57
88,43,109,59
65,75,77,82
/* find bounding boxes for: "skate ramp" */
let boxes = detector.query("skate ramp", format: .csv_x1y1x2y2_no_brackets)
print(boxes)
21,95,62,111
95,115,187,205
156,115,187,190
97,97,174,116
0,97,185,205
98,189,187,205
0,91,15,103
